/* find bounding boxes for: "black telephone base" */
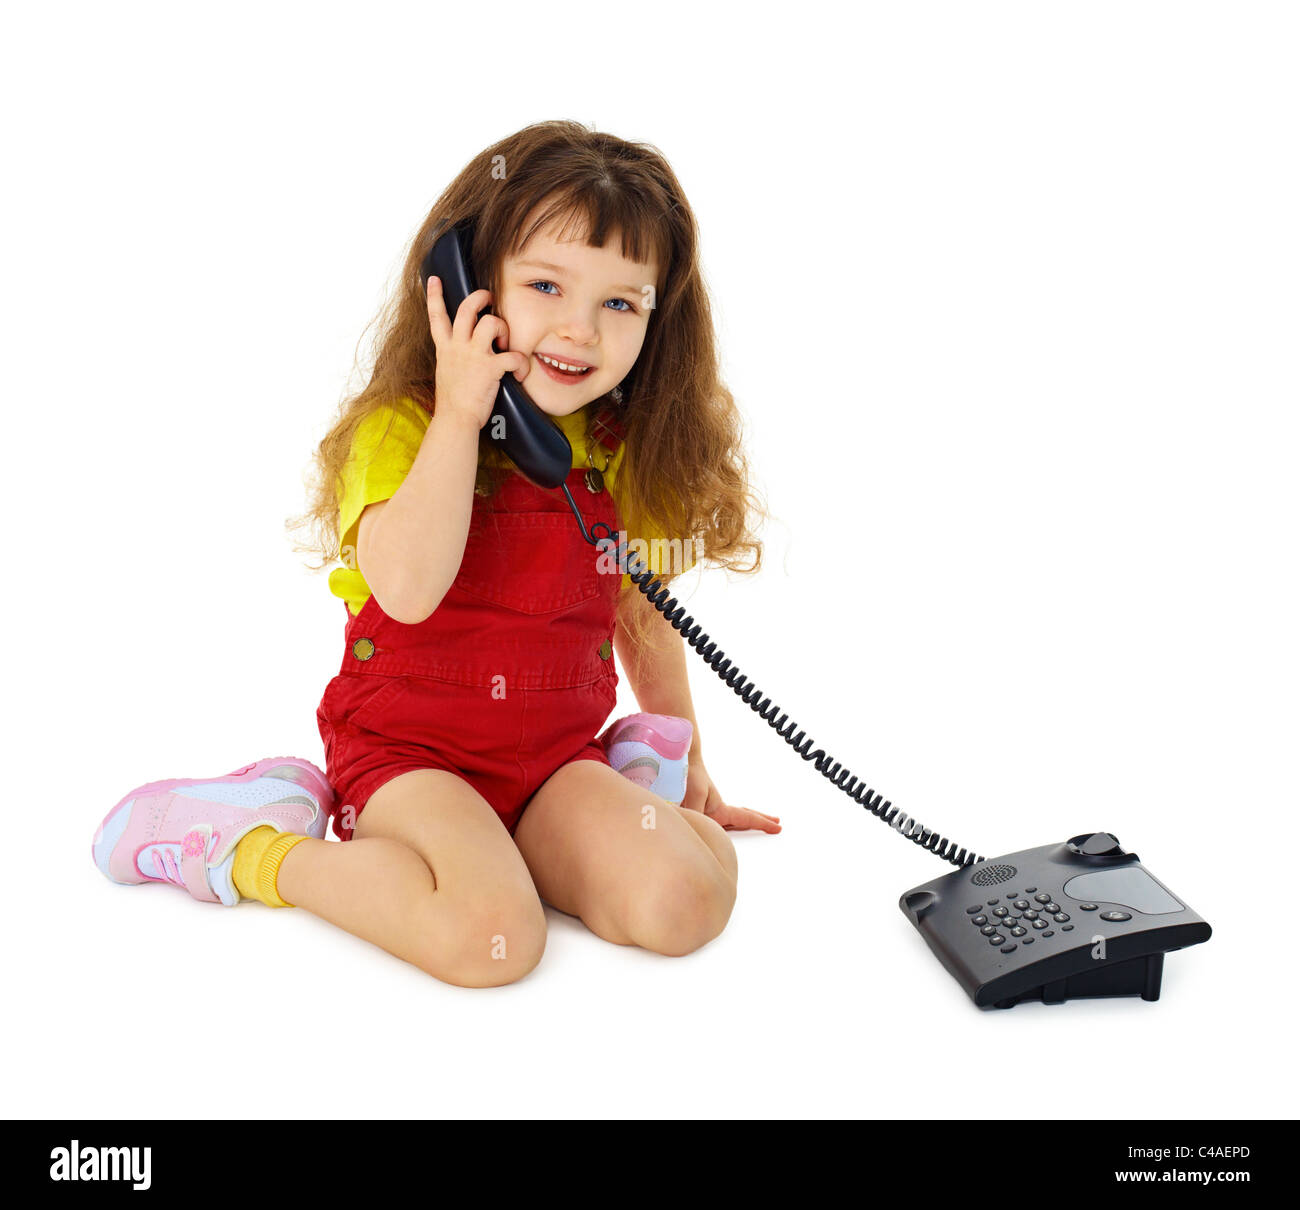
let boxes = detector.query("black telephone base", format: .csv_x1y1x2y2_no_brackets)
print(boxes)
899,833,1212,1009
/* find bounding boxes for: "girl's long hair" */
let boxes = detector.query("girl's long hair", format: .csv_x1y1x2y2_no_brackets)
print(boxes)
287,119,766,655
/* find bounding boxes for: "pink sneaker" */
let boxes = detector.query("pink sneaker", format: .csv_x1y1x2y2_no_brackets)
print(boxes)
599,713,693,804
92,756,333,906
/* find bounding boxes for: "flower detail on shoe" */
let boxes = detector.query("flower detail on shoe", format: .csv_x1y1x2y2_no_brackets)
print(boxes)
181,829,207,859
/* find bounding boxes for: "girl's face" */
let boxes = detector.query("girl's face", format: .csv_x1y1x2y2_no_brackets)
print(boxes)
496,209,659,417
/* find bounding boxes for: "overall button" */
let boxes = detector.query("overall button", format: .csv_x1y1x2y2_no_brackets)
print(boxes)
352,637,376,661
598,639,612,660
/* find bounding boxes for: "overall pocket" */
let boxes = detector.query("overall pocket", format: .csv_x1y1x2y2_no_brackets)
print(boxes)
319,673,412,736
455,510,601,615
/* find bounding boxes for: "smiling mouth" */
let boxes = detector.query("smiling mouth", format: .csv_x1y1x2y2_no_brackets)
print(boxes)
537,353,593,377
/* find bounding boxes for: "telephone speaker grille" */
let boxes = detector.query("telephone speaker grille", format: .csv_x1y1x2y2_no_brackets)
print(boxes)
971,863,1017,887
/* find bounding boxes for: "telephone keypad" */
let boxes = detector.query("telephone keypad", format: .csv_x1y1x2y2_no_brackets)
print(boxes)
965,884,1092,954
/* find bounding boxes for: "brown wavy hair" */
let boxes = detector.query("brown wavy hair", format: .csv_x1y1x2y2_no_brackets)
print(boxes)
287,118,766,655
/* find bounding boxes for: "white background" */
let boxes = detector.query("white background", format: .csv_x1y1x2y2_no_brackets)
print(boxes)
3,0,1295,1120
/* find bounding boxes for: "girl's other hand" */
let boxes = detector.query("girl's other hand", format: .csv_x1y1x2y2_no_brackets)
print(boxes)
682,755,782,833
426,275,530,431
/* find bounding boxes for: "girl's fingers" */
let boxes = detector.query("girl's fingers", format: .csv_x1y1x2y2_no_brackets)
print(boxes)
451,288,492,342
471,312,508,353
425,275,452,344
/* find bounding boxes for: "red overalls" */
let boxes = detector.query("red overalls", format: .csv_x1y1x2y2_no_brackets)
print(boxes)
315,413,625,842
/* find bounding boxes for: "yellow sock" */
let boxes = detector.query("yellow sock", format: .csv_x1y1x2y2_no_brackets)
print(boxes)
231,826,309,907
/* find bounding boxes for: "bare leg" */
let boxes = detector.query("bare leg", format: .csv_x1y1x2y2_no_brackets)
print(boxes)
276,768,547,988
513,759,737,955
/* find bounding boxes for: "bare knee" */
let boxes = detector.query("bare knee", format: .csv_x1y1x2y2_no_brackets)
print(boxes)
418,892,547,988
628,864,736,957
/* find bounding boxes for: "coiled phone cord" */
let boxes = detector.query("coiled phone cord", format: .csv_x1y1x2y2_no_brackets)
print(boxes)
562,485,984,869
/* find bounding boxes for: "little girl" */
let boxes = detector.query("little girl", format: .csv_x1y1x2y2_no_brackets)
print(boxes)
92,120,780,987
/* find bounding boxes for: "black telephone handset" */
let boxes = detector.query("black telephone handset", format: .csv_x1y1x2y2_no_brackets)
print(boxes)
414,220,1212,1009
421,222,573,489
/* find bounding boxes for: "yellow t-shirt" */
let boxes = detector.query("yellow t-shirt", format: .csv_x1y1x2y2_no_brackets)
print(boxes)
327,397,675,616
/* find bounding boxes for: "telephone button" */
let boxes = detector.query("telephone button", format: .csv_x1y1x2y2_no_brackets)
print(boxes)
1100,910,1132,922
981,926,998,936
1045,903,1061,913
1078,903,1099,911
966,905,983,914
972,916,988,926
1024,886,1038,893
989,935,1006,946
1062,925,1074,931
1022,936,1034,945
987,899,999,906
992,907,1010,917
1043,930,1055,937
1013,900,1030,910
1053,913,1070,923
1000,944,1017,953
1032,919,1048,930
1034,893,1052,904
1022,910,1039,921
1010,926,1027,937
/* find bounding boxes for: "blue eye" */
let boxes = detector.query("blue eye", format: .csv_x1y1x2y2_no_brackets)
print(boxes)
527,281,636,313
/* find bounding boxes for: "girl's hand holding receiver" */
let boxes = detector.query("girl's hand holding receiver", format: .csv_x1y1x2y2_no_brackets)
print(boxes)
426,275,530,431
